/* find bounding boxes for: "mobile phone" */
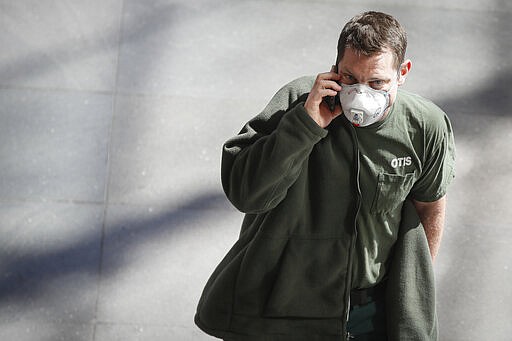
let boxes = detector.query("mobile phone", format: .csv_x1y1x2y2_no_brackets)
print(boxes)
323,64,341,112
324,90,341,112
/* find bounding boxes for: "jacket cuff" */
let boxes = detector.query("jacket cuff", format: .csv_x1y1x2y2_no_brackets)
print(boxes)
285,103,329,140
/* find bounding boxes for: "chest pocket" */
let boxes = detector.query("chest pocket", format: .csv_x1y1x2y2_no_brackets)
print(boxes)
371,172,415,214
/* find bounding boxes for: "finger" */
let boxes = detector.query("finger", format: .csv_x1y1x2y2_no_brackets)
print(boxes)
322,88,339,97
312,89,339,105
315,73,341,87
316,74,341,85
318,69,341,78
313,81,341,96
320,79,342,91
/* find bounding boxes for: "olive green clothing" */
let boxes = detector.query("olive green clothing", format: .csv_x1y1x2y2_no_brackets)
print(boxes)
195,76,454,340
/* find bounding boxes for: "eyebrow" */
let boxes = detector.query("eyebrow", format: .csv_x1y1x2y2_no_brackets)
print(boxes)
340,67,390,82
369,77,390,82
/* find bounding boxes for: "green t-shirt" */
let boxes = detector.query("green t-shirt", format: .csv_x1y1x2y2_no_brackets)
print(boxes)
350,89,456,287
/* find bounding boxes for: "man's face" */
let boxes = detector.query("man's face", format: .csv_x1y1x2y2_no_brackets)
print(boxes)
337,46,410,115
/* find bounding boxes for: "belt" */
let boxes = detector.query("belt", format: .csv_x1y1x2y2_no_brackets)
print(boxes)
350,280,387,307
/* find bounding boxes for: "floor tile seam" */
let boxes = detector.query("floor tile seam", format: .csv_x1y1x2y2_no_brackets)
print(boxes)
0,197,234,211
0,84,156,99
0,198,104,206
0,84,265,103
0,84,164,99
93,1,126,340
104,201,237,211
0,84,113,97
18,320,97,326
92,320,194,329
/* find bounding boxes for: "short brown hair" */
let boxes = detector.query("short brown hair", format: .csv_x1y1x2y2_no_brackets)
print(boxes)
336,11,407,69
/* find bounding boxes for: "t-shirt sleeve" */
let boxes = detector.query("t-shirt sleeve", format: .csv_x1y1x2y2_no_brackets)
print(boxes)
410,108,456,202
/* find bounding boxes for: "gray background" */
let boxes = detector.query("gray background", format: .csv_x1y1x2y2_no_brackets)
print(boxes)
0,1,511,340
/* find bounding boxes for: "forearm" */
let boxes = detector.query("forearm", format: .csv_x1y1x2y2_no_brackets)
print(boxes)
222,104,327,213
412,196,446,262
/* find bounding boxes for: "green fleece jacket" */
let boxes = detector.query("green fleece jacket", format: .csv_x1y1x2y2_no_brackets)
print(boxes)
195,76,450,340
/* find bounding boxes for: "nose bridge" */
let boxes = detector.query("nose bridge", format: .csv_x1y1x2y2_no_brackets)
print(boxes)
352,66,375,85
357,78,372,86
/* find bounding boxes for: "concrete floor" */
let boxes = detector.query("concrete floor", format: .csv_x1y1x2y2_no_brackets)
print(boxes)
0,1,511,340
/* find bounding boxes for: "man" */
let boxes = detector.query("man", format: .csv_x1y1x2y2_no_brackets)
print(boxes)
195,11,455,340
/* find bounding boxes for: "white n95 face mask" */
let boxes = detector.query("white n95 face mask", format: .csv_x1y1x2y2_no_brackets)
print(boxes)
339,83,392,127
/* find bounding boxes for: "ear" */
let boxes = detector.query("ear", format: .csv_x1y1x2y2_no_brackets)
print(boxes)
398,59,412,86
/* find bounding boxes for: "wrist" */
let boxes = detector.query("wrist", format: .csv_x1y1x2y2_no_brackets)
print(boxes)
294,104,329,137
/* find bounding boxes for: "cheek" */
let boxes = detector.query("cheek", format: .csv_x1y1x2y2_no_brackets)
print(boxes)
388,90,398,106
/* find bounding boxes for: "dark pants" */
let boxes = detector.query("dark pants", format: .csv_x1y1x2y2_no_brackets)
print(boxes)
346,294,387,340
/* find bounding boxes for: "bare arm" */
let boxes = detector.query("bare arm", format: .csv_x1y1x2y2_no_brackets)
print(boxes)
413,195,446,263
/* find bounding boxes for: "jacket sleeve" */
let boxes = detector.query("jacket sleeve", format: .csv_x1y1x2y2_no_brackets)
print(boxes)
386,199,438,340
221,77,327,213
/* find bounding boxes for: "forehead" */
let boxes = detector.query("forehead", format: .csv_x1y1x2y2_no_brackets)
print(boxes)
338,47,396,77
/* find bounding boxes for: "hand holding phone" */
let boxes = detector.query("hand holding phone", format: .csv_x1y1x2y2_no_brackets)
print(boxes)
304,66,342,128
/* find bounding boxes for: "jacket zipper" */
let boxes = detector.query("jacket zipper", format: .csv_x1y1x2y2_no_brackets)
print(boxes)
343,124,362,340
